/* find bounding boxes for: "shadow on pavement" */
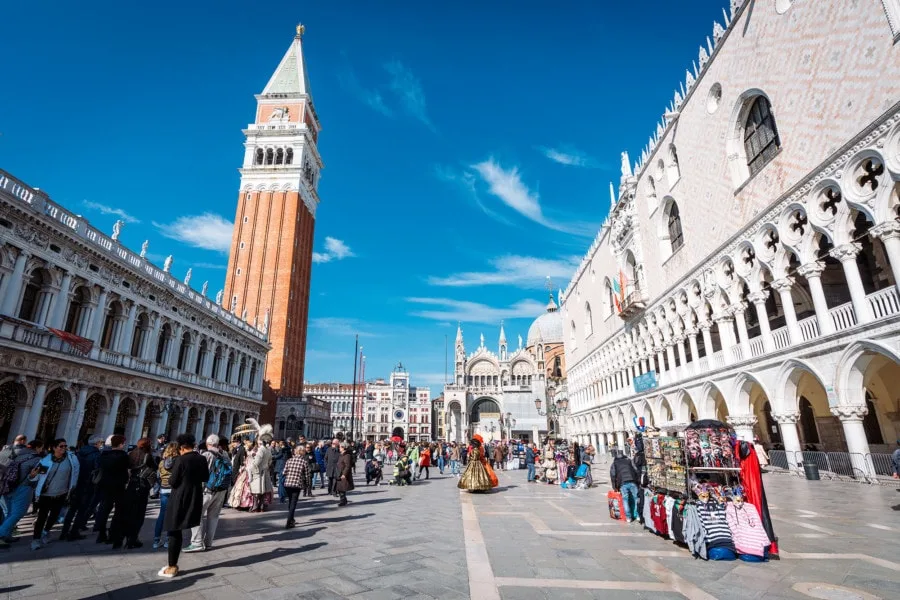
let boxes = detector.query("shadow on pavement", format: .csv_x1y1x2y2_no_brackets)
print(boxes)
0,586,31,595
78,573,214,600
210,526,326,551
308,512,374,524
347,497,400,507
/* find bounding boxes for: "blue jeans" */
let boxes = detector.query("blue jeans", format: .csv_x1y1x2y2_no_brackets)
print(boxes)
621,482,639,520
526,463,535,481
437,456,445,474
277,473,286,501
153,493,170,540
450,460,459,474
0,485,34,538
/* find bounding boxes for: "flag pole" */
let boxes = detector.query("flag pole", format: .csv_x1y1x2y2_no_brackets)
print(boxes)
349,334,359,441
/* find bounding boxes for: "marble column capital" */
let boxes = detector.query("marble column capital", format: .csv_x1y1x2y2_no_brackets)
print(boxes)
828,242,862,263
870,220,900,241
727,415,758,428
797,261,826,279
747,290,769,305
830,404,868,421
770,277,795,292
772,411,800,424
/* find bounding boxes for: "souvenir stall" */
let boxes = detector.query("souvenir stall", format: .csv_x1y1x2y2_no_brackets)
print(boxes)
637,420,778,562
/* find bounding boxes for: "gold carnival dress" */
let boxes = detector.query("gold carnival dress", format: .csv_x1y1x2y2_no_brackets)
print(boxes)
458,446,494,492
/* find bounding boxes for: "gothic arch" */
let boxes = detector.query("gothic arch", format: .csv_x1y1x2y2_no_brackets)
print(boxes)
835,339,900,408
731,371,772,417
773,358,830,413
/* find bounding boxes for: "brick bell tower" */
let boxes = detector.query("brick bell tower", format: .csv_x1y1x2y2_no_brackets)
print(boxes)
224,24,322,422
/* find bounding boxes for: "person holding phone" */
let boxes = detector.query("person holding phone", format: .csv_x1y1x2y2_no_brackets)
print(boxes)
31,439,79,550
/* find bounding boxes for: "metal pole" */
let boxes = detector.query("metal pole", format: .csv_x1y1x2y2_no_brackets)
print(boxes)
349,334,359,441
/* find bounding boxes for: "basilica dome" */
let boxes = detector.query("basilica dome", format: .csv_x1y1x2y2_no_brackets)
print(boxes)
526,296,563,347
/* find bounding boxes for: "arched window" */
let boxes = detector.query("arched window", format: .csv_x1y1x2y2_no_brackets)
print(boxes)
584,302,593,336
744,96,781,177
265,148,274,165
667,200,684,252
254,148,264,165
285,148,293,165
275,148,284,165
604,279,615,318
667,145,681,185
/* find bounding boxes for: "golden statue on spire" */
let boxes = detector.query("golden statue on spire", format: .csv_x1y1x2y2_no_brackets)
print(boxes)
296,23,305,38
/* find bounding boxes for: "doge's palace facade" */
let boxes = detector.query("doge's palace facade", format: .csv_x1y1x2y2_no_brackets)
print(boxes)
0,169,269,446
562,0,900,480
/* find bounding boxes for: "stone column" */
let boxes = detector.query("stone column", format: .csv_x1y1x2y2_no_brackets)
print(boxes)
615,430,626,454
648,352,657,375
871,221,900,293
771,278,802,344
772,410,802,471
731,303,751,357
748,291,774,352
194,409,205,441
715,313,736,364
130,397,149,442
727,414,757,442
118,302,138,355
0,250,30,315
687,330,700,373
177,406,190,436
664,344,676,376
22,380,49,441
88,288,109,345
830,405,875,478
700,322,714,358
166,324,184,367
675,336,688,375
64,387,90,443
48,270,73,330
101,392,122,437
797,262,834,336
144,315,162,361
830,243,874,324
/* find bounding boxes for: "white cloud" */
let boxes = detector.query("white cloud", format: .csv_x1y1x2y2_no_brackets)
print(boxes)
538,146,598,168
83,200,140,224
471,158,597,236
313,237,355,264
338,69,394,117
428,255,580,289
154,213,233,253
434,165,513,227
310,317,379,338
407,297,547,325
192,261,227,270
384,60,433,130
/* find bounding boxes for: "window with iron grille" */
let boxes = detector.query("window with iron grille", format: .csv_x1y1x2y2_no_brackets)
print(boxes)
744,97,780,177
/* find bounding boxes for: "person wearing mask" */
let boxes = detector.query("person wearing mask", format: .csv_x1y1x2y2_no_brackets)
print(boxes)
61,435,104,541
0,440,44,547
95,435,129,544
324,439,342,497
282,445,310,528
336,442,355,507
610,450,640,523
153,442,179,550
31,439,79,549
158,434,208,579
248,437,273,513
184,434,232,552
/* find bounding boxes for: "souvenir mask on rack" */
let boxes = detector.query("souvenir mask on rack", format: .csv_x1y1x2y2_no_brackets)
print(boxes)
732,494,744,507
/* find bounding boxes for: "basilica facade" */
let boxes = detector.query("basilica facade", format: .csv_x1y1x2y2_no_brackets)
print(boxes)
561,0,900,480
444,296,568,444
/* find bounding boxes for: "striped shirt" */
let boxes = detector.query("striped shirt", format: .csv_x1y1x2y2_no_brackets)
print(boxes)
697,501,735,550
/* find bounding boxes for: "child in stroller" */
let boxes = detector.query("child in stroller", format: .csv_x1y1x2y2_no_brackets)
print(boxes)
366,460,383,485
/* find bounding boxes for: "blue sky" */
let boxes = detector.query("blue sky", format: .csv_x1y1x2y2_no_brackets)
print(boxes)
0,0,731,389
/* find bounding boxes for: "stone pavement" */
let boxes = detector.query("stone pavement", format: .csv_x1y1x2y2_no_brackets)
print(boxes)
2,461,899,599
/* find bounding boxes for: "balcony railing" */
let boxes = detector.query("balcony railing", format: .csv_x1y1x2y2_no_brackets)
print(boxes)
0,321,262,401
588,286,900,408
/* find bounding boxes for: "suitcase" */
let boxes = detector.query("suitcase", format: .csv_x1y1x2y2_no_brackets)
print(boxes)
607,490,626,521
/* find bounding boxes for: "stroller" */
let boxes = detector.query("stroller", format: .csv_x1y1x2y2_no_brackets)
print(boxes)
366,460,383,486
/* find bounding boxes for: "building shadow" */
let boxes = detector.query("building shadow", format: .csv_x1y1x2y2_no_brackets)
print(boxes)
308,512,374,525
78,573,214,600
0,586,31,595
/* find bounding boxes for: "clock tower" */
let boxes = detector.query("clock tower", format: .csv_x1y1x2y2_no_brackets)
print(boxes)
224,25,323,421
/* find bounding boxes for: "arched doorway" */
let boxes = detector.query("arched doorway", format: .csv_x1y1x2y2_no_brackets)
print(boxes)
391,426,404,440
470,398,501,442
447,401,462,443
38,387,70,443
115,398,136,437
0,380,26,444
78,393,106,444
186,407,200,437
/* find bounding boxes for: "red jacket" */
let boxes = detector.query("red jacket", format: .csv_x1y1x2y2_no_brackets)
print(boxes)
419,448,431,467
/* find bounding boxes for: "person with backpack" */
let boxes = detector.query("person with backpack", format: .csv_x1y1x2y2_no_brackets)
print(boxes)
184,434,232,552
0,439,44,547
0,434,27,521
60,435,104,541
95,435,130,544
153,442,179,550
110,438,157,549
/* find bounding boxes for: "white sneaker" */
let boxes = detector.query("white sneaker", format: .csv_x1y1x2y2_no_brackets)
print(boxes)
30,540,43,551
183,543,205,553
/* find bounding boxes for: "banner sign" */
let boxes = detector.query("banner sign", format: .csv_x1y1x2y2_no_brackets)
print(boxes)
633,371,658,393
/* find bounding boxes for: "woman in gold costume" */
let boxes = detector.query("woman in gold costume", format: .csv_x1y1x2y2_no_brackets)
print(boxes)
457,435,498,492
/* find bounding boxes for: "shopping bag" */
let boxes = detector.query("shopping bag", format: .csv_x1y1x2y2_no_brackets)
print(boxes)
575,463,588,479
607,490,626,521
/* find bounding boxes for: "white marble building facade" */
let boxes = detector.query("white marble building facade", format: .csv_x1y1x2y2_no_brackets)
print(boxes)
0,169,269,446
561,0,900,479
364,364,431,442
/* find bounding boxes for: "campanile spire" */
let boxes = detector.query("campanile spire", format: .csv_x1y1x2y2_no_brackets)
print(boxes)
224,26,323,421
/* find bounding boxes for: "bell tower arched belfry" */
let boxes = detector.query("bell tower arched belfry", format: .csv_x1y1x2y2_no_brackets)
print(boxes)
224,24,323,421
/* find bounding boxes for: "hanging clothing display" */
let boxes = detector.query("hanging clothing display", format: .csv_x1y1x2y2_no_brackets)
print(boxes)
735,440,779,557
696,501,735,552
725,501,771,558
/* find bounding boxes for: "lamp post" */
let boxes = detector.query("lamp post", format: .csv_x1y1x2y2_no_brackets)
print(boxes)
534,397,569,439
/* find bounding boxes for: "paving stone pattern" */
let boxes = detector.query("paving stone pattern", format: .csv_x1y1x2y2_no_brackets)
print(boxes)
2,460,899,599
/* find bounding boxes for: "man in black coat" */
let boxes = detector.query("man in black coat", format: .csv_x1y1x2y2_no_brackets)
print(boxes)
95,435,129,544
324,438,342,496
159,433,208,579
